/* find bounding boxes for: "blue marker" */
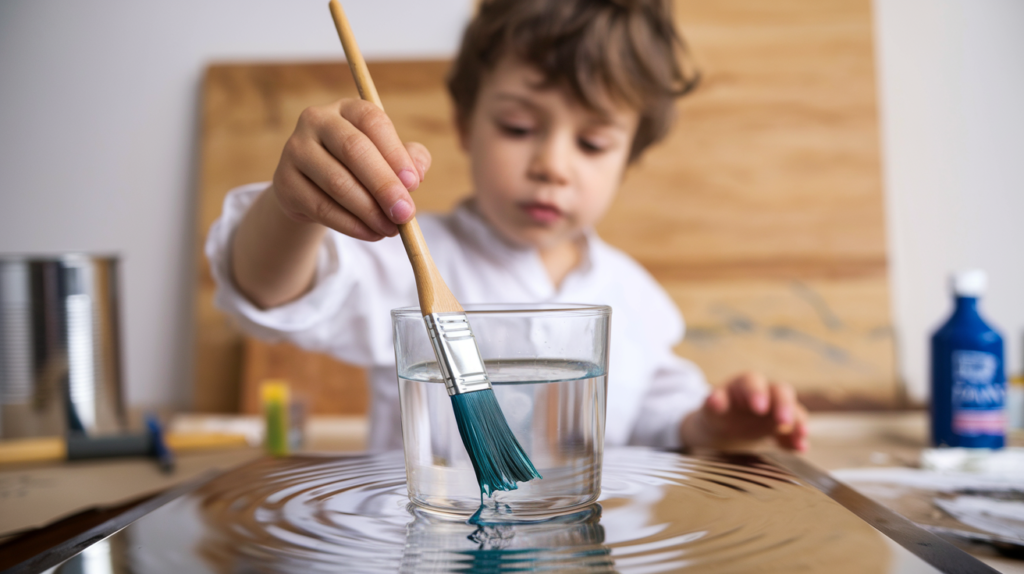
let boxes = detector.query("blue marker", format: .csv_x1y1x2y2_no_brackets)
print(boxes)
146,413,175,473
930,270,1006,448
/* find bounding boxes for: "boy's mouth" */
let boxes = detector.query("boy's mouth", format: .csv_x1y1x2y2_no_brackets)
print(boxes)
520,201,563,224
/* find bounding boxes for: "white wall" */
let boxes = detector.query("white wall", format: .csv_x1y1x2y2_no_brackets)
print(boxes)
0,0,1020,409
873,0,1024,402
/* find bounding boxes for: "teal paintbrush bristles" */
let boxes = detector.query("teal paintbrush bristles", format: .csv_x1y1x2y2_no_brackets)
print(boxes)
451,389,542,497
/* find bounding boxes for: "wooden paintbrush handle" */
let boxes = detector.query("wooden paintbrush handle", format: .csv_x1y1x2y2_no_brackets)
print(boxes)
329,0,382,108
399,219,463,314
328,0,462,316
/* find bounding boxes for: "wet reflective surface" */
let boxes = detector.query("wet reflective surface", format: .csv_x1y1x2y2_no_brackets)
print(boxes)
54,448,951,573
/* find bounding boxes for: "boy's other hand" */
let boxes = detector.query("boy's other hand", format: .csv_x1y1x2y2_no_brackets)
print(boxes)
681,372,809,452
270,98,432,240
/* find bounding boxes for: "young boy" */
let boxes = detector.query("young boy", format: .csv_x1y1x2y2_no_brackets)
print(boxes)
207,0,808,453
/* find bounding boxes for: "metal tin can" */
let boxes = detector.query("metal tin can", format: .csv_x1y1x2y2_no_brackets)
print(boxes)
0,254,125,438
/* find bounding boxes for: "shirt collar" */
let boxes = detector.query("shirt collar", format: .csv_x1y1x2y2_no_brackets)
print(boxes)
449,199,532,260
449,199,601,292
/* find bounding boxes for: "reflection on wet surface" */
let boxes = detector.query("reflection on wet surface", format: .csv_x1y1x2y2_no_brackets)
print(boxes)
55,448,946,573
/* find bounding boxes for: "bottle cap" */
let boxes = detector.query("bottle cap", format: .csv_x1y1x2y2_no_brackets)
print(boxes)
952,269,987,296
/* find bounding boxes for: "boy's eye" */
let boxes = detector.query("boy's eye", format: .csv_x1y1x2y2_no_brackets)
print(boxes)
578,138,606,153
497,122,532,137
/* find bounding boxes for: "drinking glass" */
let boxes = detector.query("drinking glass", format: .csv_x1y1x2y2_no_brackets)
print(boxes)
393,303,610,519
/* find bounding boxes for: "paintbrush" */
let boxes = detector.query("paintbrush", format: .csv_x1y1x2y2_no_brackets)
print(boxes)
327,0,540,496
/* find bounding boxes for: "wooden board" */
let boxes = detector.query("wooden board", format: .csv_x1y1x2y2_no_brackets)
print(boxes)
193,0,897,413
637,0,896,408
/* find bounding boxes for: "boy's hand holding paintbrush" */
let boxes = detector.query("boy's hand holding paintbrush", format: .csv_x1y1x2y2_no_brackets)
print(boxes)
231,98,429,310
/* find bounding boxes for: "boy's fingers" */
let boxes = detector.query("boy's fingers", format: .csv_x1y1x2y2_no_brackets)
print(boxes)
337,100,421,209
308,103,417,225
795,405,809,438
275,165,384,241
796,416,810,451
290,139,398,237
405,142,432,180
340,101,420,181
779,423,810,452
775,405,810,451
769,383,797,427
316,123,416,225
703,388,729,415
729,372,770,415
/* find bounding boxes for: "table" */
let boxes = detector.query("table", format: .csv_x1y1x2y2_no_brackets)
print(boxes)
0,412,1020,572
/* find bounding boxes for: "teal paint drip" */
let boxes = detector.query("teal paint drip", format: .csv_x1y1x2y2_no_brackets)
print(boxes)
451,390,542,498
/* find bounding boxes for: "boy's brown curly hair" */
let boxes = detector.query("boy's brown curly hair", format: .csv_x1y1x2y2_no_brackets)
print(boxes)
447,0,700,162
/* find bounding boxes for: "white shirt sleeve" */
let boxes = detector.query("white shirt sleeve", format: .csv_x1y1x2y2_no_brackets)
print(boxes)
604,252,709,449
204,183,416,368
627,353,708,448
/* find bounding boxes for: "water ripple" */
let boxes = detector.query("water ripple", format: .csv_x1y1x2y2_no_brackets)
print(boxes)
160,448,899,573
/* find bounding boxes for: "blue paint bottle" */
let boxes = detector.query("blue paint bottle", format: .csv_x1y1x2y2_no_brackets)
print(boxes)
931,270,1005,448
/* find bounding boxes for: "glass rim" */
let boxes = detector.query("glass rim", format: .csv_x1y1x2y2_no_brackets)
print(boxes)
391,302,611,319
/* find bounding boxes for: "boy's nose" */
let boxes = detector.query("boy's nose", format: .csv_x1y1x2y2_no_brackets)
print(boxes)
526,135,570,186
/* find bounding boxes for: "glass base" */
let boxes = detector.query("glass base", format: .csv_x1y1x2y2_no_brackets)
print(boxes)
408,492,601,523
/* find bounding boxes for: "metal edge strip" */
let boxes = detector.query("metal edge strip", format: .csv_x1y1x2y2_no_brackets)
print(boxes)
1,470,220,574
764,451,1000,574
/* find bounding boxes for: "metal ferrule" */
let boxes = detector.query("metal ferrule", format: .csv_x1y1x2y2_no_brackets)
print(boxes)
423,312,492,396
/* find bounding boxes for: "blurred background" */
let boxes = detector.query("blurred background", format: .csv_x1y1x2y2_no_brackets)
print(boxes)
0,0,1021,413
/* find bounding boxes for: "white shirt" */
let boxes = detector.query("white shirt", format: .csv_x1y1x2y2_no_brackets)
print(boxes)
206,183,709,452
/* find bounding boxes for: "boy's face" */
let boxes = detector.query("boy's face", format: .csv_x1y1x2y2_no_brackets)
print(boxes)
460,57,639,251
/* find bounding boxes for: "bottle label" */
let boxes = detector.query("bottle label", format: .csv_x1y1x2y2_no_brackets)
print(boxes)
951,350,1005,436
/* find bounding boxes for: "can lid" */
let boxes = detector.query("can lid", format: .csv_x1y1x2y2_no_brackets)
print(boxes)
952,269,987,296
